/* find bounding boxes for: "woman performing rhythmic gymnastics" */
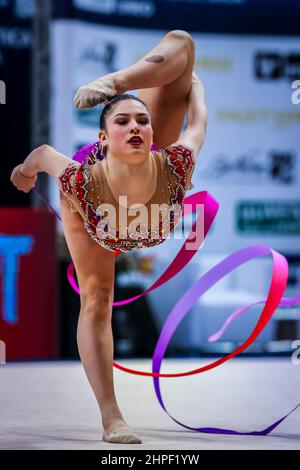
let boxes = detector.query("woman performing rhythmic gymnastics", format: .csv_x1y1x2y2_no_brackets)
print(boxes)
10,30,207,444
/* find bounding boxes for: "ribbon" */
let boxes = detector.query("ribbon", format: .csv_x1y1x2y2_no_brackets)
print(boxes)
208,289,300,344
33,183,300,436
67,191,217,307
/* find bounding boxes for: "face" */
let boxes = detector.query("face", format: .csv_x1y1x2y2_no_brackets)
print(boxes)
99,99,153,164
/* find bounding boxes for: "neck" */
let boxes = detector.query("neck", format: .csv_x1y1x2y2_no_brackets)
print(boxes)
104,153,153,196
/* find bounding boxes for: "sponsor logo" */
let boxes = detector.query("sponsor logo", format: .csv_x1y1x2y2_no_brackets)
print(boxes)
216,108,300,128
74,0,155,17
271,151,294,184
0,25,32,68
197,57,232,72
74,0,117,14
236,200,300,234
202,149,295,185
255,51,300,81
0,234,34,324
79,40,118,72
118,0,155,16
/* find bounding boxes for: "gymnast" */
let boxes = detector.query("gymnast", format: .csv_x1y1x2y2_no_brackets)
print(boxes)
10,30,207,444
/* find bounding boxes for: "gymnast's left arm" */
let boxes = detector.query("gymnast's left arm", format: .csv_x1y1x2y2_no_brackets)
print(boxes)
10,145,79,193
176,74,208,164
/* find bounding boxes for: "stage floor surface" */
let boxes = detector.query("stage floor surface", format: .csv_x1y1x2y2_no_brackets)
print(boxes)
0,358,299,450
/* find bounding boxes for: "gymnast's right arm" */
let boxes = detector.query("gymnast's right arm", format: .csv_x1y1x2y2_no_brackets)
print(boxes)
10,144,79,193
176,74,208,164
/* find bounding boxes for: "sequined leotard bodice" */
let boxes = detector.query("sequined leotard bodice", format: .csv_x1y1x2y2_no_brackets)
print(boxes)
58,143,195,254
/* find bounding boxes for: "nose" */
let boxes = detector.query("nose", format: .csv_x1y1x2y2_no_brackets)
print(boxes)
130,124,140,134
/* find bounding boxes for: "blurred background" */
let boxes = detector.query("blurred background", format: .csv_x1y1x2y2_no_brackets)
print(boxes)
1,0,299,362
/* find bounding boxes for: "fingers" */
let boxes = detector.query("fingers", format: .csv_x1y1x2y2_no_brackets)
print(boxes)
191,70,201,85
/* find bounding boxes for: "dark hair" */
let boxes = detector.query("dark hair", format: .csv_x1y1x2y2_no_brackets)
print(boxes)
99,93,149,131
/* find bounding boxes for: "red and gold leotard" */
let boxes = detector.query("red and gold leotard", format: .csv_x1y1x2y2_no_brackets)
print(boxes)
58,143,195,254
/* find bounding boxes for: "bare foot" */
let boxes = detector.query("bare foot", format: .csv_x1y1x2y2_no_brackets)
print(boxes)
74,74,126,109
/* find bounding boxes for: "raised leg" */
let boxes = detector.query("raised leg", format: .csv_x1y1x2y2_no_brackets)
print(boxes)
135,32,195,148
120,30,196,148
74,30,195,147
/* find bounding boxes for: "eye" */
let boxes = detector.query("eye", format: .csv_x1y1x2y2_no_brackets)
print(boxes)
116,119,149,125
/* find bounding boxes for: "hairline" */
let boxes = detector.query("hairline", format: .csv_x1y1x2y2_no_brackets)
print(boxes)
100,95,150,131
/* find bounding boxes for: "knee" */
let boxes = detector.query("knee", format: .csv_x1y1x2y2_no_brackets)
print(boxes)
80,286,113,320
167,30,195,52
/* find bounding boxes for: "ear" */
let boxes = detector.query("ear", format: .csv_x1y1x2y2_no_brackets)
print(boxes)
98,130,107,145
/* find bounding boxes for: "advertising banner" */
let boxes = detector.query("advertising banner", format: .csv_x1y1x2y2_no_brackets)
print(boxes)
0,208,58,360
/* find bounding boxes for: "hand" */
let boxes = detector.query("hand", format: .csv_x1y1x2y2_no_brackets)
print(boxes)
191,70,205,89
10,164,37,193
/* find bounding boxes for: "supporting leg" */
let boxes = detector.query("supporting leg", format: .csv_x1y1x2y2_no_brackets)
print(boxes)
60,193,142,443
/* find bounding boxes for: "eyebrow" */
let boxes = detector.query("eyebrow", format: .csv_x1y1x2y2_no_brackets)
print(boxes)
114,113,149,117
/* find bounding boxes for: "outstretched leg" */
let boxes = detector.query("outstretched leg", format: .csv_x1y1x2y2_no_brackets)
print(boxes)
74,30,195,147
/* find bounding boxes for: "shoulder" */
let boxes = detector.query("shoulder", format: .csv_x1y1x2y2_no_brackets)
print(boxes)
159,142,194,154
158,143,195,166
58,161,81,189
58,159,97,198
157,143,195,192
172,124,206,164
58,161,81,212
